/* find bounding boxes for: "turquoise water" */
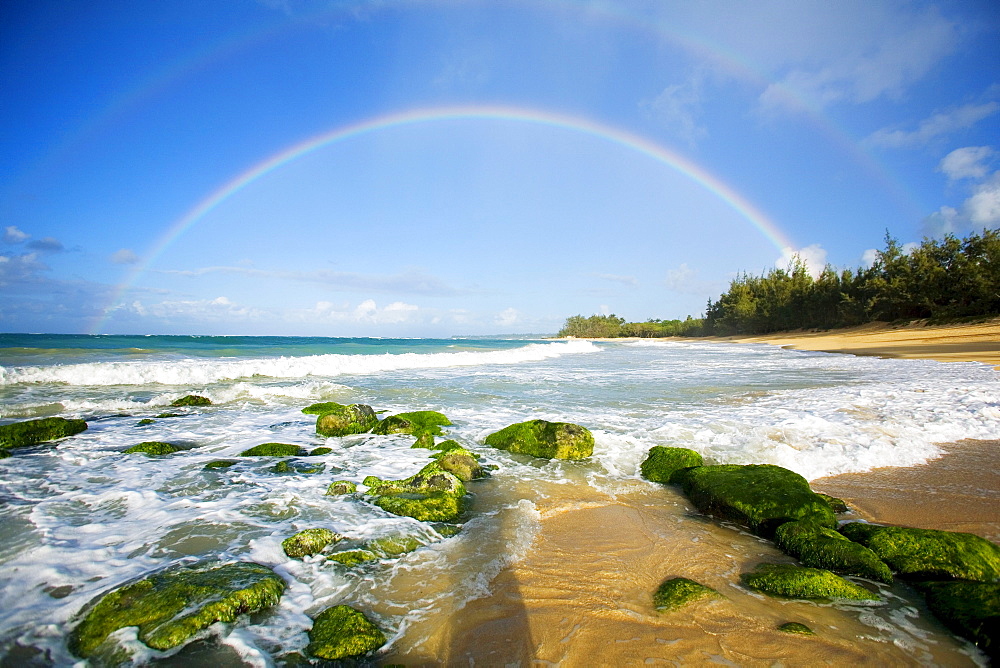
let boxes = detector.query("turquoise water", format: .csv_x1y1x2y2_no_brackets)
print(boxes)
0,335,997,665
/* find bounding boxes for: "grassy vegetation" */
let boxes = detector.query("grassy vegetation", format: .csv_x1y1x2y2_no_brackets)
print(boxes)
558,229,1000,338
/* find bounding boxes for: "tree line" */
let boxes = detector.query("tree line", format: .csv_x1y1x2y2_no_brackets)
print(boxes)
557,229,1000,338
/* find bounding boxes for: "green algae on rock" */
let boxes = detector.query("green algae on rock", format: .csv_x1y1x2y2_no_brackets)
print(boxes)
640,446,703,483
307,605,386,661
483,419,594,460
170,395,212,407
778,622,815,635
741,563,877,601
775,521,892,584
372,410,452,437
327,549,380,567
366,534,423,557
270,459,324,474
917,580,999,660
410,433,437,449
432,447,486,482
156,412,182,419
68,562,285,659
239,443,306,457
672,464,837,538
123,441,179,456
839,522,1000,582
282,528,342,558
137,418,156,426
315,404,378,437
652,577,719,611
326,480,358,495
309,447,333,456
365,462,467,522
302,401,346,415
0,417,88,450
816,493,849,514
204,460,237,470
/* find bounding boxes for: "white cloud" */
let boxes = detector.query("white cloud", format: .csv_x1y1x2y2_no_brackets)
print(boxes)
0,253,46,286
111,248,140,265
775,244,827,278
860,248,879,268
641,74,707,146
923,170,1000,236
867,102,999,149
664,263,695,291
595,273,638,287
311,298,420,325
3,226,29,244
495,307,520,327
938,146,995,181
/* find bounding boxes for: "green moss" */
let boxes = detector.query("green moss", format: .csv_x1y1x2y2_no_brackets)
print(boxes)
137,419,156,426
483,419,594,460
372,410,452,437
365,463,467,522
156,412,182,419
307,605,386,661
433,448,486,482
0,417,88,449
68,562,285,658
777,622,815,635
366,535,423,556
410,433,437,449
170,395,212,407
315,404,378,437
302,401,346,415
326,480,357,495
652,577,719,611
0,449,10,459
816,493,849,514
326,550,379,567
239,443,305,457
271,459,324,474
365,462,466,497
373,493,464,523
309,447,332,456
673,465,837,538
839,523,1000,582
432,523,462,538
917,581,999,659
640,446,703,483
123,442,178,456
282,528,341,558
741,563,877,601
204,460,237,470
775,521,892,583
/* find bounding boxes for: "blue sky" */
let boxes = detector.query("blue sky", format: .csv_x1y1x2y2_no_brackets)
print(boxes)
1,0,998,336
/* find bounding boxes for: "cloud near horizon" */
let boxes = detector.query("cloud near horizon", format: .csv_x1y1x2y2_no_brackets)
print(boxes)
866,101,999,149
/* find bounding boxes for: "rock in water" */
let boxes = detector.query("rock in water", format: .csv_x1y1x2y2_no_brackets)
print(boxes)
483,419,594,460
839,522,1000,582
123,442,178,456
170,395,212,407
640,446,703,483
652,577,719,611
282,528,341,558
0,417,87,450
239,443,305,457
672,464,836,538
302,401,346,415
326,480,358,495
432,447,486,481
741,563,877,601
775,520,892,583
307,605,386,661
778,622,815,635
68,562,285,658
315,404,378,437
372,410,452,437
917,581,999,660
364,462,467,522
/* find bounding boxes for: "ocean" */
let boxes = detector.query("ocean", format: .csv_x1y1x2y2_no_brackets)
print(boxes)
1,334,997,665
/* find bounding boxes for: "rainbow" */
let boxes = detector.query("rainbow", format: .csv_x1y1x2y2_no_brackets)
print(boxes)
93,104,794,333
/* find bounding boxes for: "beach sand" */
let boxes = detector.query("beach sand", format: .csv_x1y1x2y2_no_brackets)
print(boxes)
378,322,998,666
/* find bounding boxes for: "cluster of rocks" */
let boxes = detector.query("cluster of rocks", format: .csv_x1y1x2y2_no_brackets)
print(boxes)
640,445,1000,658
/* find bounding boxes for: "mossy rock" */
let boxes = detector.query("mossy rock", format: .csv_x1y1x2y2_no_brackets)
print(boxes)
741,563,877,601
156,412,182,419
0,449,10,459
271,459,324,474
775,521,892,583
653,577,719,611
365,463,467,522
327,550,379,567
433,448,486,482
137,419,156,426
315,404,378,437
326,480,358,495
68,562,285,658
307,605,386,661
302,401,346,415
373,492,465,523
365,462,466,497
483,419,594,460
282,528,342,559
917,581,999,660
123,442,179,456
817,493,849,514
239,443,306,457
432,523,462,538
672,464,837,538
366,535,423,557
410,433,437,449
640,446,703,483
204,460,237,470
170,395,212,407
372,411,452,437
309,447,333,456
0,417,88,449
839,523,1000,582
778,622,815,635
